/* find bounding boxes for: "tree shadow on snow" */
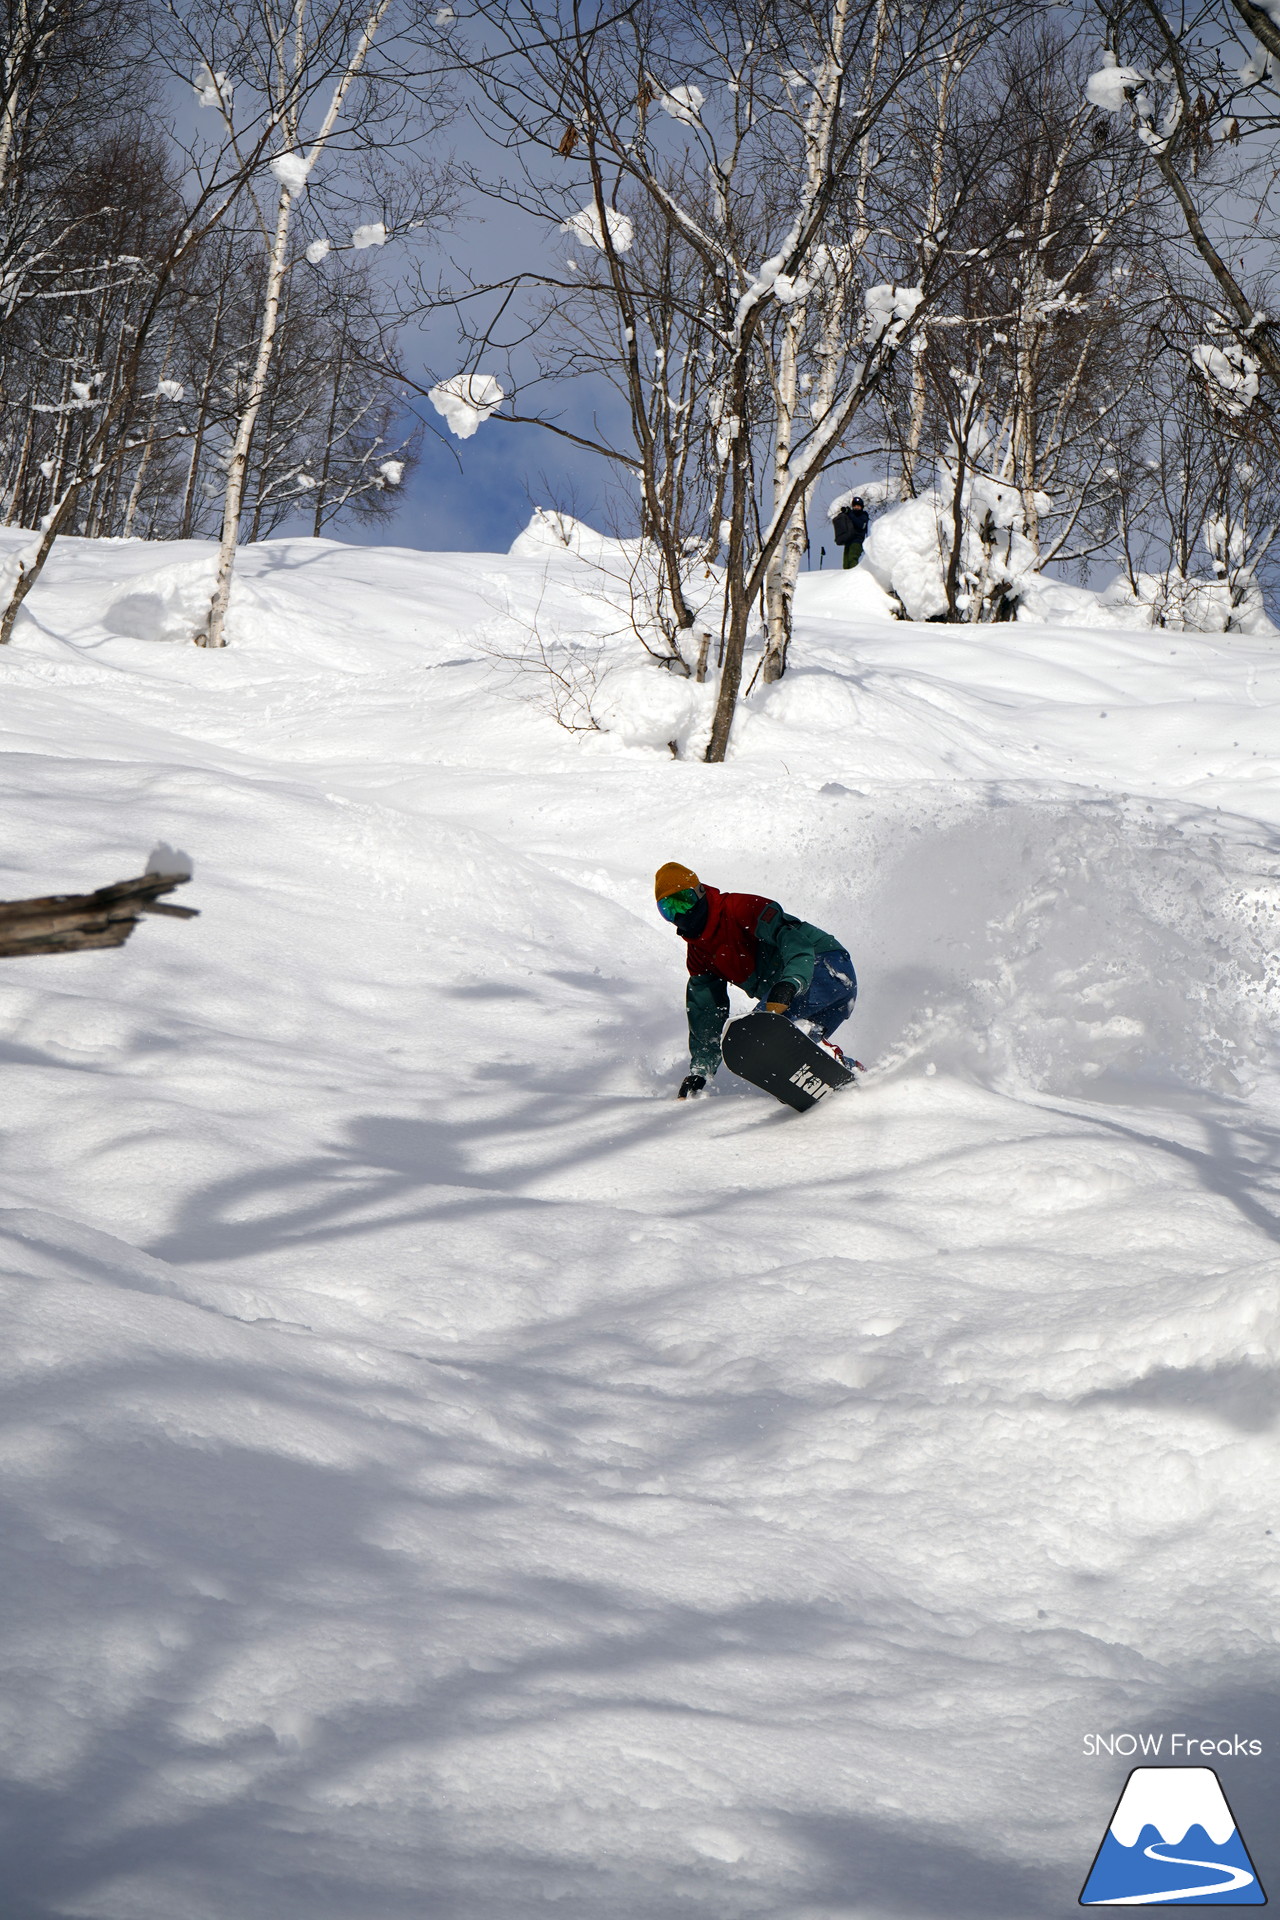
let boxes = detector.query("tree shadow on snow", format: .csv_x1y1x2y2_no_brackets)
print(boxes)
4,1213,1278,1919
144,1017,777,1271
1077,1356,1280,1432
0,1336,1065,1920
1043,1098,1280,1250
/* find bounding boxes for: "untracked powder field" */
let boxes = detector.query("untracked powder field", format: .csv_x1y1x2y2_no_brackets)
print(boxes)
1,523,1279,1920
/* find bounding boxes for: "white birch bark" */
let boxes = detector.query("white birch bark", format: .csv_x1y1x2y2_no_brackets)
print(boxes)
760,0,887,682
198,0,392,647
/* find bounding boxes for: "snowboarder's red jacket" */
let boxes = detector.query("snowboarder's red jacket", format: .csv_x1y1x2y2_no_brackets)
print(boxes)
683,886,841,1074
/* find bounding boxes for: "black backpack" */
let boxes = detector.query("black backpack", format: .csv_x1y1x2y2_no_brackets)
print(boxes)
832,503,867,546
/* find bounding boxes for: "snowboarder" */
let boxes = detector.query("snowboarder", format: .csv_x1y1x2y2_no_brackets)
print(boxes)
831,495,870,569
654,862,857,1098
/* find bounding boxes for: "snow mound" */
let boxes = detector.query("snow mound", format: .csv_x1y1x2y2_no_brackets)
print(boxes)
596,661,713,751
100,558,216,642
860,489,1277,633
858,790,1280,1098
862,493,952,619
507,507,640,567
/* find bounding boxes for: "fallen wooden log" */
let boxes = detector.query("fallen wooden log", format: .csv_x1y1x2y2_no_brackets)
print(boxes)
0,871,198,958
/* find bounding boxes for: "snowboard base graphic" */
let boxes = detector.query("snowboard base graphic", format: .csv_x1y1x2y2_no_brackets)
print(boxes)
721,1010,857,1112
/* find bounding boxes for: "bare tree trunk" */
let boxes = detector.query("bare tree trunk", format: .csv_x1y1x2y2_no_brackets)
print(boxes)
943,435,967,619
0,472,81,642
706,397,754,760
0,0,56,193
122,321,179,538
901,13,966,497
762,312,801,683
313,342,345,535
197,0,392,646
4,408,35,524
197,190,293,646
179,276,229,539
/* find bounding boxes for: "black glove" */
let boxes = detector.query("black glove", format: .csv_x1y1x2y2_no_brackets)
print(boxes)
677,1073,706,1099
765,980,796,1013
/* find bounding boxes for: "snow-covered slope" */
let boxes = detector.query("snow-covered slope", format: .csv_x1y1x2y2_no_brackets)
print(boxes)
1,526,1278,1920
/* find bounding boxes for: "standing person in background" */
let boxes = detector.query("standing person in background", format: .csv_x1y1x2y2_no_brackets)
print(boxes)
830,495,870,569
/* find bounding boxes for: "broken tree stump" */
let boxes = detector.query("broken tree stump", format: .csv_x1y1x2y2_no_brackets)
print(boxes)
0,872,198,959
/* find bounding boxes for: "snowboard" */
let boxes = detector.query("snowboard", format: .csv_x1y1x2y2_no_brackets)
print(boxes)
721,1010,858,1112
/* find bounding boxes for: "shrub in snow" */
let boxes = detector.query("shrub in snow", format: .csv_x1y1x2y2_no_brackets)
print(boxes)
270,152,312,194
658,84,704,124
1099,569,1275,635
859,484,1042,623
352,222,387,249
508,509,641,568
429,374,505,439
862,496,952,620
100,561,221,642
595,662,711,752
559,203,634,254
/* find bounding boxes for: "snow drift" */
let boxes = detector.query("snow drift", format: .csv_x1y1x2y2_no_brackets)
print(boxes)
0,521,1278,1919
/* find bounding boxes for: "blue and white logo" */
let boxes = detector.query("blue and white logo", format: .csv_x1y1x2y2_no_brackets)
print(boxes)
1080,1766,1265,1905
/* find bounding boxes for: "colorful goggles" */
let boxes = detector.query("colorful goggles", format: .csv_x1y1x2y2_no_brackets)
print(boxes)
658,887,700,922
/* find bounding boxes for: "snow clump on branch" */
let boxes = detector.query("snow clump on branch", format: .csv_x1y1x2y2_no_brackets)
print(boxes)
352,222,387,250
305,239,331,264
270,152,312,195
560,203,634,254
658,84,704,125
1238,42,1274,87
1191,341,1260,416
155,381,184,402
193,65,230,111
1085,51,1145,111
429,375,505,439
864,285,924,345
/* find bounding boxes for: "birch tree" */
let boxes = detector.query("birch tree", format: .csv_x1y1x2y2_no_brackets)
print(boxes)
164,0,445,646
442,0,981,759
0,2,330,643
1087,1,1280,393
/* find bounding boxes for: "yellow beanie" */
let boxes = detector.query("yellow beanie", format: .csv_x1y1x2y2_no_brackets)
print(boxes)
654,860,699,901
